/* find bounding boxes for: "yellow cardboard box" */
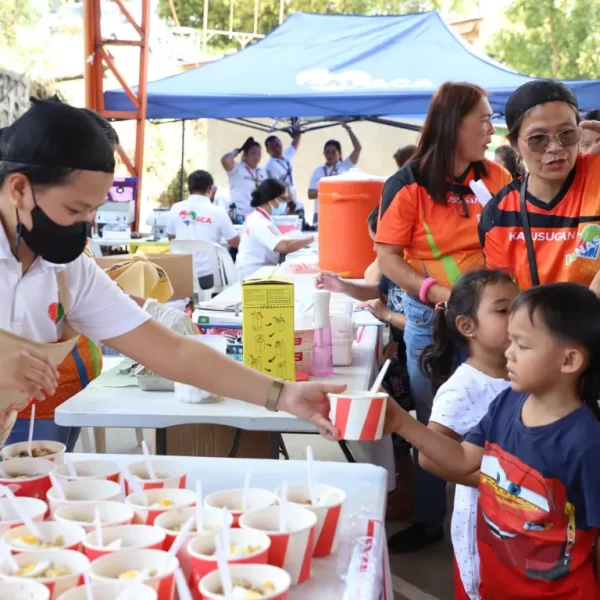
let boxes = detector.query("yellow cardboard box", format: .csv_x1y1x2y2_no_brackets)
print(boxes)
242,275,295,381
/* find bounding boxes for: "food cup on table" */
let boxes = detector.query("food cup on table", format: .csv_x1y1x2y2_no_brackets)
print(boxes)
55,460,121,484
0,458,55,501
275,483,346,557
54,501,134,534
83,524,166,562
125,488,196,526
125,459,186,494
199,564,291,600
0,549,90,600
327,391,388,441
188,528,270,594
0,579,51,600
90,548,178,600
47,480,121,517
57,581,157,600
1,441,66,465
204,489,277,528
3,521,86,554
0,497,47,536
239,504,317,585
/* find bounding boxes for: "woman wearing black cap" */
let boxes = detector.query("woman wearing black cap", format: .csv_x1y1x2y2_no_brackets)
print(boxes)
480,80,600,290
0,101,344,446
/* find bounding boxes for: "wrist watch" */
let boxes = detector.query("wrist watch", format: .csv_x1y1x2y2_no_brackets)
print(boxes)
265,379,285,412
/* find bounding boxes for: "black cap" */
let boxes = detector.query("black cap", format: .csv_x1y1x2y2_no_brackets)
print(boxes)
506,80,578,133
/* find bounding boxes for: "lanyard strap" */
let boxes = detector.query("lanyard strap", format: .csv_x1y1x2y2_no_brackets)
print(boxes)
255,206,272,221
519,174,540,286
276,158,293,182
323,164,338,178
245,165,261,186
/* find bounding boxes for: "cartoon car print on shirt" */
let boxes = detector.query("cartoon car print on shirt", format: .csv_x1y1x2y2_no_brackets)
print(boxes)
478,444,575,581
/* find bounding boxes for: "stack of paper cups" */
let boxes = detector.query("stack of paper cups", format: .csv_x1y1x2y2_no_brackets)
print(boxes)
328,392,388,441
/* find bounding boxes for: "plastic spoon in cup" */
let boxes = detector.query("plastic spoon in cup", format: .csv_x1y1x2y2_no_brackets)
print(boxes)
49,471,67,501
141,440,157,480
196,480,204,532
175,567,193,600
124,471,148,506
167,516,195,560
279,481,288,533
241,470,251,511
94,507,103,548
83,572,94,600
306,446,318,506
0,540,18,574
214,535,234,600
220,507,230,556
370,359,391,394
65,455,77,478
0,484,46,541
27,403,36,458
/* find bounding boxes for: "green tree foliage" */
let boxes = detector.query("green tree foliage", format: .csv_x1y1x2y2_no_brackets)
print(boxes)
487,0,600,79
158,0,475,51
0,0,37,48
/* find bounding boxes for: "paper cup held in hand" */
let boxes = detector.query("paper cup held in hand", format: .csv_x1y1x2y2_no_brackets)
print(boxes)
0,457,55,502
57,581,157,600
328,391,388,441
90,548,178,600
239,504,316,585
204,489,277,528
47,480,121,517
55,460,120,484
54,501,134,534
83,524,166,562
0,497,47,537
0,579,51,600
0,548,90,600
1,441,66,465
275,483,345,557
125,488,196,526
125,459,186,493
3,521,86,553
199,564,291,600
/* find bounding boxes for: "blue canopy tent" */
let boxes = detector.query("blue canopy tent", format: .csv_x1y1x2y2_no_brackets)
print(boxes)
105,11,600,128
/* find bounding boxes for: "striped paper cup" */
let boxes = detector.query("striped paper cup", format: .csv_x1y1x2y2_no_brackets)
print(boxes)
47,480,121,517
3,521,86,554
125,489,196,526
55,460,120,485
83,525,166,562
0,497,47,537
1,441,66,465
239,504,316,585
54,501,134,534
0,579,50,599
328,392,388,441
0,458,55,503
275,483,345,557
204,489,277,528
199,564,290,600
124,460,186,494
57,581,157,600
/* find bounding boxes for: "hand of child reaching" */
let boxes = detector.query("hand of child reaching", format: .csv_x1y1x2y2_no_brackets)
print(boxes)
357,299,392,323
315,272,346,294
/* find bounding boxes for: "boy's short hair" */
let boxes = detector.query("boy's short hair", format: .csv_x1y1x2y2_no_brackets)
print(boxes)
367,206,379,234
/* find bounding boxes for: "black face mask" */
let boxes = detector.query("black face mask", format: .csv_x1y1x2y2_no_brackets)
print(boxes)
16,192,88,265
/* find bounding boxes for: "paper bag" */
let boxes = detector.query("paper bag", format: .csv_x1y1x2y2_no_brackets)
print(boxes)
104,253,174,302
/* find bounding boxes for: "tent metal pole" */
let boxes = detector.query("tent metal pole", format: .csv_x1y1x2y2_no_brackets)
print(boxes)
179,120,186,200
362,116,422,132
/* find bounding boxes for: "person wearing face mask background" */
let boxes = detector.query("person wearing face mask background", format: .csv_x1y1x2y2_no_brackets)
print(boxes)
235,178,314,280
0,101,347,449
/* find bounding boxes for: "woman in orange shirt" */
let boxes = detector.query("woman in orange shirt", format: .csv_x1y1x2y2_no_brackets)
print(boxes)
375,82,511,554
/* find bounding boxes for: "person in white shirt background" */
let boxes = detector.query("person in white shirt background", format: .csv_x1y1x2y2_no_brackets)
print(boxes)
0,100,347,445
264,125,302,211
166,169,240,291
236,178,314,280
221,137,266,223
307,122,362,226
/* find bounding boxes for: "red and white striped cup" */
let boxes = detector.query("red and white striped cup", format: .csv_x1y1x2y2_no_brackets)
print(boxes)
83,524,166,561
1,441,66,465
204,489,277,528
199,564,290,600
0,458,55,503
188,529,270,598
125,489,196,526
0,497,47,537
0,549,90,600
0,579,50,599
239,504,316,585
54,501,134,534
57,581,157,600
55,460,120,485
47,480,122,517
90,549,178,600
275,483,345,557
124,460,186,494
328,392,388,441
3,521,86,554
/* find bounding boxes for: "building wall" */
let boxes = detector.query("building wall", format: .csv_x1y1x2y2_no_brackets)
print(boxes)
0,69,30,128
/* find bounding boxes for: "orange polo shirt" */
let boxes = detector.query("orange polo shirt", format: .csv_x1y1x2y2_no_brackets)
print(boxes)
480,153,600,289
376,159,511,287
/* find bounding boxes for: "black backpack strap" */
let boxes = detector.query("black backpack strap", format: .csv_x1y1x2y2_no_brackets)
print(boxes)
519,174,540,287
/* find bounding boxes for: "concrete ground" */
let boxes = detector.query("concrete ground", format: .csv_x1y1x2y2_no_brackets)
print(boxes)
74,428,454,600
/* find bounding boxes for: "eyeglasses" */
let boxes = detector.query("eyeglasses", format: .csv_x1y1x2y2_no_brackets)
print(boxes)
519,128,580,152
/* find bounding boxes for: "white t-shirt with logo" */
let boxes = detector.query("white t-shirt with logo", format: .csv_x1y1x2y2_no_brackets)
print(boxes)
227,161,266,217
308,157,356,214
265,145,303,208
166,195,237,278
235,208,283,280
429,363,510,600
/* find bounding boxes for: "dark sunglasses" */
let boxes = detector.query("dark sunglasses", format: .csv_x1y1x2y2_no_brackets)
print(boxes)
520,128,580,152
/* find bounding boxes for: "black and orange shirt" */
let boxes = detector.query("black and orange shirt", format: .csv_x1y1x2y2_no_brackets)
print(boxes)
376,159,511,288
480,153,600,289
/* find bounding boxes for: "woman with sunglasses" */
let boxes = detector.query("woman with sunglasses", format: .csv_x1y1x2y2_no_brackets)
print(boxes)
480,80,600,290
375,82,511,554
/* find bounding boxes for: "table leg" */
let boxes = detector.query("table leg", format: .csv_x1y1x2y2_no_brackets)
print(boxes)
93,428,107,454
338,441,356,463
268,433,281,460
155,428,167,455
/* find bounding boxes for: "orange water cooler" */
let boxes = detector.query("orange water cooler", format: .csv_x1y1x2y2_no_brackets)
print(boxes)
318,169,387,278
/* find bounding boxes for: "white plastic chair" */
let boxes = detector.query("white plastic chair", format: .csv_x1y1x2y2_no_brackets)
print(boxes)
169,239,221,302
214,244,239,290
